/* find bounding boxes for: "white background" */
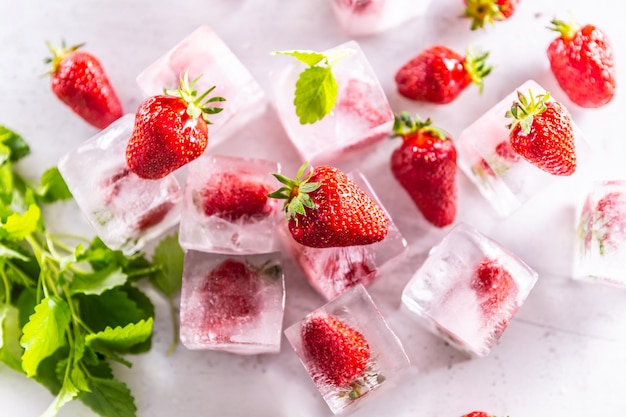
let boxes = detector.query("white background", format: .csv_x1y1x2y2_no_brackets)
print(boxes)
2,1,626,416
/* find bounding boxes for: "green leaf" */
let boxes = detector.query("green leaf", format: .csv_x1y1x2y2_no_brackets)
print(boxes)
2,204,41,241
70,265,128,296
77,288,148,332
273,50,327,66
150,234,184,297
0,126,30,161
40,374,80,417
0,161,14,205
294,66,338,124
0,242,29,261
86,318,153,353
20,296,71,377
37,167,72,203
80,377,137,417
0,303,24,372
33,346,67,395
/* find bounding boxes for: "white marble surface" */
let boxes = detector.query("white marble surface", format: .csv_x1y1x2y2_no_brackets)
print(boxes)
2,1,626,416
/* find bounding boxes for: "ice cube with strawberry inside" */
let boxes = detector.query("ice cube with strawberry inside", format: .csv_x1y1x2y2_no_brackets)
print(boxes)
57,114,183,255
284,284,410,414
401,222,538,357
178,154,281,254
179,251,285,354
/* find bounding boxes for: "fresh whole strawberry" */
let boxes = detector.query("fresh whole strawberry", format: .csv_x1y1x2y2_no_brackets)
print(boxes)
470,258,517,315
125,72,225,180
463,0,519,30
268,163,389,248
547,18,616,108
46,41,123,129
301,314,371,391
390,112,457,227
506,89,576,176
199,172,272,222
394,45,492,104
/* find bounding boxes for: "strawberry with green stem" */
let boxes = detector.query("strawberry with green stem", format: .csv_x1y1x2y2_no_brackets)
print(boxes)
268,162,389,248
125,72,225,179
463,0,519,30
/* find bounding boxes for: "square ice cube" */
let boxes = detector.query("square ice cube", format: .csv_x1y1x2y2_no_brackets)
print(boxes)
179,251,285,354
329,0,431,37
456,79,593,217
279,170,407,301
57,114,182,255
284,284,410,414
270,40,394,165
574,180,626,286
401,222,538,357
178,154,281,254
136,25,266,146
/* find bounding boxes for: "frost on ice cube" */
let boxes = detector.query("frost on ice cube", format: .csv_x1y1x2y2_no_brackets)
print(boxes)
178,154,281,254
57,114,182,254
574,180,626,286
279,170,407,301
284,284,410,414
456,79,592,217
179,251,285,354
401,222,538,357
329,0,431,37
270,40,394,164
136,25,266,145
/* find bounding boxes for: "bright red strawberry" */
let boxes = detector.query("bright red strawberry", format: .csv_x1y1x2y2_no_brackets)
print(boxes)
394,45,492,104
463,0,519,30
547,18,616,108
461,412,495,417
390,112,457,227
125,72,225,179
506,89,576,176
46,41,123,129
301,314,371,390
268,163,389,248
470,258,517,315
200,172,272,222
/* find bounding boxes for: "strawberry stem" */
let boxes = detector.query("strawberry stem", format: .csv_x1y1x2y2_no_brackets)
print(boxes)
462,0,506,30
44,40,85,75
505,89,549,134
267,161,321,222
548,17,579,40
392,111,446,140
164,71,226,124
464,45,492,94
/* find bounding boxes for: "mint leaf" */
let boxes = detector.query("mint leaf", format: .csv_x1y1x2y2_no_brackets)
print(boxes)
77,288,148,332
2,204,41,241
37,167,72,203
86,318,153,353
0,126,30,161
273,50,326,66
0,160,14,205
0,242,29,260
80,377,137,417
294,66,338,124
40,376,80,417
0,303,23,372
150,234,184,297
70,265,128,296
20,296,72,377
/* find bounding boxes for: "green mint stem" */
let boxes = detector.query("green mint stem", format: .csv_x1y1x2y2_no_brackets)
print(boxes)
166,296,178,356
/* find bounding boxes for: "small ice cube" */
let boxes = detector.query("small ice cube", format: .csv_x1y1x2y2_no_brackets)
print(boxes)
179,251,285,354
136,25,266,146
270,40,394,164
401,222,538,357
284,284,410,414
57,114,182,255
456,79,593,217
178,154,281,254
574,180,626,286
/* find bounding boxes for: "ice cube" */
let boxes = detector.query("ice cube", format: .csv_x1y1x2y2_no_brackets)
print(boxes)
179,251,285,354
284,284,410,414
270,40,394,165
574,180,626,286
136,25,266,146
401,222,538,357
279,170,407,301
329,0,431,37
57,114,182,255
456,79,594,217
178,154,281,254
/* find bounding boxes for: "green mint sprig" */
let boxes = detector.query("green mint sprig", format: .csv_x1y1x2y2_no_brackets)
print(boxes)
0,126,184,417
272,48,354,124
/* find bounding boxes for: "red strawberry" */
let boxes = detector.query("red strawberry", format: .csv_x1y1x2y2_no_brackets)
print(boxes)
506,89,576,176
463,0,519,30
200,172,272,222
301,314,371,391
462,412,496,417
472,140,521,179
321,247,375,297
268,163,389,248
337,78,390,128
394,45,492,104
46,41,123,129
125,72,225,179
594,190,626,255
470,258,517,315
136,202,175,232
547,18,616,108
390,112,457,227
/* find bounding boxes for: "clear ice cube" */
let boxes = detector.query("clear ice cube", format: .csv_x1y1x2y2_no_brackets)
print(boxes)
179,251,285,354
279,170,407,301
329,0,431,37
456,79,593,217
401,222,538,357
136,25,266,146
574,180,626,286
284,284,410,414
57,114,182,254
178,154,281,254
270,40,394,164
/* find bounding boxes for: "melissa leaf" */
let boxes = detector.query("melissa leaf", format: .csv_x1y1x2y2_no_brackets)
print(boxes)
80,377,137,417
37,167,72,203
2,204,41,241
150,233,184,298
85,318,153,353
70,266,128,296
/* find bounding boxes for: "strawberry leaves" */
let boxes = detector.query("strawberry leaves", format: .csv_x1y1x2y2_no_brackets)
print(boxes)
268,161,321,221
